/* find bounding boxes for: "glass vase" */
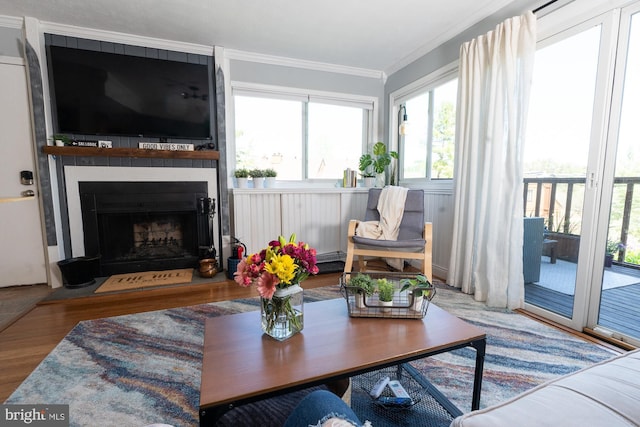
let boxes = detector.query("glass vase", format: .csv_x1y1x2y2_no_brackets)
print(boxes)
261,284,304,341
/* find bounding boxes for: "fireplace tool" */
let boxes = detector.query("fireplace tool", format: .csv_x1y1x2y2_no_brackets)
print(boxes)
198,197,218,278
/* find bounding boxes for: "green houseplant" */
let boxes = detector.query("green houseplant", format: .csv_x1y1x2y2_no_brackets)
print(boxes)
52,134,72,146
234,168,250,178
347,273,375,308
358,155,376,187
605,240,625,267
400,274,434,312
376,278,395,312
249,168,265,178
249,169,266,188
264,168,277,188
358,155,376,178
234,168,250,188
359,142,399,187
606,240,624,255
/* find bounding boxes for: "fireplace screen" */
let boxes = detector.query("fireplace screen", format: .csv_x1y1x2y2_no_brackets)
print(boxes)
99,212,196,264
133,217,185,258
79,181,211,275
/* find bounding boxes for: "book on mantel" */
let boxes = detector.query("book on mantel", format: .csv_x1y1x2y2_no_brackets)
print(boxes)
138,142,194,151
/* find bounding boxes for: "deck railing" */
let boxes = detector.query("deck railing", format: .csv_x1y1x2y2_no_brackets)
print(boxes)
523,176,640,265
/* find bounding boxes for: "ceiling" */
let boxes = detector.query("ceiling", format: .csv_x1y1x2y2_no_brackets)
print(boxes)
1,0,521,75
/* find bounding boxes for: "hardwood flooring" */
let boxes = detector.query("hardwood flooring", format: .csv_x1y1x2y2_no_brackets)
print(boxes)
0,272,343,402
0,284,52,331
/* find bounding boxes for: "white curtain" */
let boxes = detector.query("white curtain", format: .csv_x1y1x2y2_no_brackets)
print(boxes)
448,12,536,309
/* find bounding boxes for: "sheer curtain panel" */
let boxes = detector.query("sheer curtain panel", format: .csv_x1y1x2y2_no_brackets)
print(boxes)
448,12,536,309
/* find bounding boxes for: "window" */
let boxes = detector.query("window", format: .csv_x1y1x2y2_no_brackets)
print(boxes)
307,102,364,179
233,85,374,181
398,77,457,180
234,96,302,180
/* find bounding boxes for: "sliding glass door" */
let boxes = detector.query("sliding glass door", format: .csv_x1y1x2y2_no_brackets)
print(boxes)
524,1,640,346
523,20,603,326
591,5,640,346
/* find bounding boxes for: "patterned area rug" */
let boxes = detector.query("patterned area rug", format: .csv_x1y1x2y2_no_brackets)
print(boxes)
5,284,617,426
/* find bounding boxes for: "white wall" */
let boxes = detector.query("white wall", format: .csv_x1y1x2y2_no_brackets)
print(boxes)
3,8,506,284
232,188,453,280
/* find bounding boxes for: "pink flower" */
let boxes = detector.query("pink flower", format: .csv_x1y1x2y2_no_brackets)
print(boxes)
257,272,279,299
233,259,253,287
233,235,319,297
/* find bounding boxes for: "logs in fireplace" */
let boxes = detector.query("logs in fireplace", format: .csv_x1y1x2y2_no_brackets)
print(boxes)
79,181,213,276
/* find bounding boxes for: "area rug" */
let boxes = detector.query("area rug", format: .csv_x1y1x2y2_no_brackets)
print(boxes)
6,284,617,426
94,268,193,293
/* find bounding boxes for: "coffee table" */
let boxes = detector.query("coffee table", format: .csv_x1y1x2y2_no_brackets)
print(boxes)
199,298,486,425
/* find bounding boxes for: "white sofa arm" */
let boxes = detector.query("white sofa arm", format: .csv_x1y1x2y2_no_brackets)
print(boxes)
450,349,640,427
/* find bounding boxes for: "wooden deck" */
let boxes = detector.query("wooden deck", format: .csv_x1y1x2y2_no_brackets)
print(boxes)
525,262,640,340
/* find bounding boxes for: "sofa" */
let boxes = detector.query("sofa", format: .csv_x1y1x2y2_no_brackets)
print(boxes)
451,348,640,426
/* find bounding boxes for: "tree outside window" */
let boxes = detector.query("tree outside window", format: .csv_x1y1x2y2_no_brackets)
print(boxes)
400,78,457,180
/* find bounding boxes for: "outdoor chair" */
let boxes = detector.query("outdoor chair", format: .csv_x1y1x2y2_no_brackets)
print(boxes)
344,188,432,281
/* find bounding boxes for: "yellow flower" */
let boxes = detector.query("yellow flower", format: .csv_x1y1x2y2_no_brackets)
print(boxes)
264,253,298,284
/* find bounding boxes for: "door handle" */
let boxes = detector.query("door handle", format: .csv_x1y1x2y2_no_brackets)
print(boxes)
0,191,35,203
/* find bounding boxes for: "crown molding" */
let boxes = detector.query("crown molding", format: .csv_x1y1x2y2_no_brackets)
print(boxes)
224,48,384,80
384,0,519,77
0,15,23,29
39,21,213,56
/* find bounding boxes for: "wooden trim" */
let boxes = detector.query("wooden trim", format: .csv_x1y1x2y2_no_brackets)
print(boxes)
515,308,634,353
583,327,638,352
43,146,219,160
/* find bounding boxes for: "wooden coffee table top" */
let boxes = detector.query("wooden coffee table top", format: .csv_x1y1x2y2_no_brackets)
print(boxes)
200,298,485,413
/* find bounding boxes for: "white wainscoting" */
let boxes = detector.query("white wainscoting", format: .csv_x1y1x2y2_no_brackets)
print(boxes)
231,187,454,280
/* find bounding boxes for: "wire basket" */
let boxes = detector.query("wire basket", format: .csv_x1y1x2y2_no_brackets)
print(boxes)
340,272,436,319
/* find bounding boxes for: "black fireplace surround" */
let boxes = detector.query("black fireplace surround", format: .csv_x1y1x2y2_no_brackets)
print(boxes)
79,181,212,276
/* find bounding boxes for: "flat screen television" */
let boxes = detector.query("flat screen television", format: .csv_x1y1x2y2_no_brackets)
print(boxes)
47,45,212,139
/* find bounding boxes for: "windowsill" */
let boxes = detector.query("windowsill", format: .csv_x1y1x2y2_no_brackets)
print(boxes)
228,180,454,194
230,186,370,193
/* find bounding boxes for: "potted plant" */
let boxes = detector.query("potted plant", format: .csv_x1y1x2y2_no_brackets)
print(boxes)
400,274,435,312
605,240,624,268
264,168,277,188
52,134,72,147
250,168,266,188
347,273,375,308
376,278,395,312
234,168,250,188
359,142,399,187
358,155,376,188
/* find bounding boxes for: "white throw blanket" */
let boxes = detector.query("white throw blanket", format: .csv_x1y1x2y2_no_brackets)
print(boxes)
355,186,408,270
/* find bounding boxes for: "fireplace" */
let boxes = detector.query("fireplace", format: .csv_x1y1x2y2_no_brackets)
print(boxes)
79,181,213,276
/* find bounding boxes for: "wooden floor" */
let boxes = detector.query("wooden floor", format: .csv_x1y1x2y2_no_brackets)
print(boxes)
0,272,343,402
526,282,640,339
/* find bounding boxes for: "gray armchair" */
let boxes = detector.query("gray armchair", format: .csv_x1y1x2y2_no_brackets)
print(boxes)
344,188,432,281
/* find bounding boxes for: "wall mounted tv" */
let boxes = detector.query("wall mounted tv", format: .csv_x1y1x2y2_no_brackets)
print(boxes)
47,45,212,139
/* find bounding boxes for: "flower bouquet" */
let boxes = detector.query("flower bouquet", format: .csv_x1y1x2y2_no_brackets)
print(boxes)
234,233,319,340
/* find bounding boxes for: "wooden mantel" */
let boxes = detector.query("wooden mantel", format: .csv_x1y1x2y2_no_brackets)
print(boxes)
43,146,219,160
